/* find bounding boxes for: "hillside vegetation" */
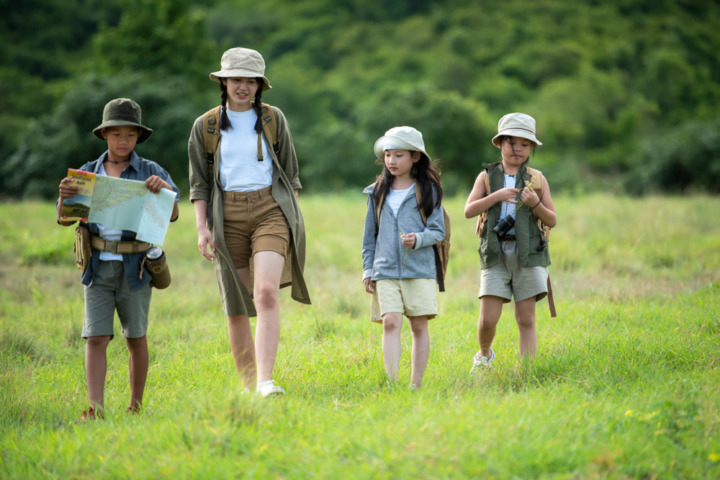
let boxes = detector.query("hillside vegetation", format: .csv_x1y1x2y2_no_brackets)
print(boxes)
2,0,719,198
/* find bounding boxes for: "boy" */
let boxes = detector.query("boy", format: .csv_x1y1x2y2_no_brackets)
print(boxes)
57,98,179,420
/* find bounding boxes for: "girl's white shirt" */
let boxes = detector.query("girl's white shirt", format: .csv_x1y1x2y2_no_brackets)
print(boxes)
96,162,123,261
386,183,415,217
220,108,273,192
500,174,517,235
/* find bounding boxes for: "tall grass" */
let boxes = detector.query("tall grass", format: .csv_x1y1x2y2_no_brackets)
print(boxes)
1,194,718,479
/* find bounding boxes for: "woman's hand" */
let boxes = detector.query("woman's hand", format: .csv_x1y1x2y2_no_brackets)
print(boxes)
197,225,215,260
363,277,375,294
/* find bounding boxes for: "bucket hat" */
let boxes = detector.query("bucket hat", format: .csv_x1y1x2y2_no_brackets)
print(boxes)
92,98,153,144
373,126,431,161
209,47,272,91
491,113,542,147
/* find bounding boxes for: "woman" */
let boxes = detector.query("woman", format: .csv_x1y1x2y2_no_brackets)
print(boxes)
188,47,310,396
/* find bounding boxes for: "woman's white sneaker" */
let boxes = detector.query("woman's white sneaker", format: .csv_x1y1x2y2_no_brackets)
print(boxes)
256,380,285,397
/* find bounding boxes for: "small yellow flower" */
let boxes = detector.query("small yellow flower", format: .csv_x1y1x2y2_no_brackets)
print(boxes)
624,410,633,417
709,453,719,463
399,232,406,239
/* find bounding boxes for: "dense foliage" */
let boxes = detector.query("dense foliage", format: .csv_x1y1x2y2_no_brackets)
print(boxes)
2,0,719,197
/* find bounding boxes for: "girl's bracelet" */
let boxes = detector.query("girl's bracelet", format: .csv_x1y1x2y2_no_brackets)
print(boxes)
531,200,542,210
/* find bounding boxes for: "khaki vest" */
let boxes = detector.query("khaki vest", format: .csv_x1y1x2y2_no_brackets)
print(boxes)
478,161,551,269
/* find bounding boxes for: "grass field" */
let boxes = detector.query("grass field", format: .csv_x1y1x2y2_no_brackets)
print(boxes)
1,193,719,479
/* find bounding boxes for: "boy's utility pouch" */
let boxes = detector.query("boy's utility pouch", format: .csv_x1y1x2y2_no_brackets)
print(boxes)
74,224,91,271
140,246,171,289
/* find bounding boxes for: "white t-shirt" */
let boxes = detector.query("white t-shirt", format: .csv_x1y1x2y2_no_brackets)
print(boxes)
386,184,415,217
219,108,273,192
97,163,123,261
500,174,517,235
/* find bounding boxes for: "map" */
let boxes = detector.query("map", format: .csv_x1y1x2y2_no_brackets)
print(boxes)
60,169,176,246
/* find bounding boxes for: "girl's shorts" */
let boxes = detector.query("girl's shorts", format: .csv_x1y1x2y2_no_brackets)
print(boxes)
83,260,152,339
479,240,548,303
223,186,289,269
371,278,438,323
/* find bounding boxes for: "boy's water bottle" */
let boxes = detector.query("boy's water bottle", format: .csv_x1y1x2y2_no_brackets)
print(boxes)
145,246,171,289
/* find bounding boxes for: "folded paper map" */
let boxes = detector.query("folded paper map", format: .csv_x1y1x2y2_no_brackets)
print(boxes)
60,169,176,246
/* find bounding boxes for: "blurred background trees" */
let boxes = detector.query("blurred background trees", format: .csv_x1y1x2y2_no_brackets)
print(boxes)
2,0,719,198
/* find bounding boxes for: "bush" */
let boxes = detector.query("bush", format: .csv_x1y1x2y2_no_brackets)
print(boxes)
624,117,720,195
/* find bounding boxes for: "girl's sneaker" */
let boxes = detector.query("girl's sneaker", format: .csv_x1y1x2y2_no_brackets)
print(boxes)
256,380,285,397
470,348,496,373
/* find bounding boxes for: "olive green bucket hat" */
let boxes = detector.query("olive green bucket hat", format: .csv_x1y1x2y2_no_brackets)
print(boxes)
92,98,153,143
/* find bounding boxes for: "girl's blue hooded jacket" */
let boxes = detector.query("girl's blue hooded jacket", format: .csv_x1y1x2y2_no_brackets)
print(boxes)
362,183,445,282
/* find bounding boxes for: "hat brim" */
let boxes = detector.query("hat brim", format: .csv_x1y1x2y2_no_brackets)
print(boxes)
209,70,272,90
373,135,430,161
492,129,542,148
93,121,153,144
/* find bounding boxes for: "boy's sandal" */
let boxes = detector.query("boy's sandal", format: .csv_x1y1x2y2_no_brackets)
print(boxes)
76,406,104,423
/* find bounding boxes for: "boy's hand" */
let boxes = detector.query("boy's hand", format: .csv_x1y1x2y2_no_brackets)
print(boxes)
520,187,540,208
58,177,80,199
363,277,375,294
495,187,520,204
145,175,171,194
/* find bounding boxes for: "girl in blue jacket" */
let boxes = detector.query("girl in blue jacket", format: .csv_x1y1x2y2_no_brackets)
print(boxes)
362,126,445,389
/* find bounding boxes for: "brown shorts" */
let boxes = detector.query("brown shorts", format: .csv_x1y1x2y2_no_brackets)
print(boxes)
223,186,289,269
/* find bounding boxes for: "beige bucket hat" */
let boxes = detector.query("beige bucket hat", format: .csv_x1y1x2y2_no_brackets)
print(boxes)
209,47,272,91
92,98,153,144
492,112,542,147
373,126,431,160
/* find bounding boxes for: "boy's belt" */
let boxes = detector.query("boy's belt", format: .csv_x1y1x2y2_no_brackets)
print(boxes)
91,236,152,254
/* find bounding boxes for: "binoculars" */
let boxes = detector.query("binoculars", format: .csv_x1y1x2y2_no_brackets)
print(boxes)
494,215,548,252
493,215,515,237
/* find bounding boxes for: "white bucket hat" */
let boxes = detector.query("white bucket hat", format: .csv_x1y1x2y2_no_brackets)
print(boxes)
209,47,272,91
373,126,430,160
492,112,542,147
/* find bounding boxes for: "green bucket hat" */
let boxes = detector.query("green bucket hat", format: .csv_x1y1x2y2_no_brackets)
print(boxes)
92,98,153,143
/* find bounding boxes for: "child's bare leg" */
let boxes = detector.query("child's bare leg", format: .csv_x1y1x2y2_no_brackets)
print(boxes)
85,335,111,411
382,313,403,382
478,296,504,357
515,297,537,358
408,316,430,388
227,315,256,389
125,335,149,410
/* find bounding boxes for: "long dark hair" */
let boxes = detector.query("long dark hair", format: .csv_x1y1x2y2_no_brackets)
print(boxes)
219,79,265,133
373,152,443,218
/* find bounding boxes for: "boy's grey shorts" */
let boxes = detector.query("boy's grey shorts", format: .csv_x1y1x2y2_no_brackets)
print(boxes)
82,260,152,339
479,240,548,303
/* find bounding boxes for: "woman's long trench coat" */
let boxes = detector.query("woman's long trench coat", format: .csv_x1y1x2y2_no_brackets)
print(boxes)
188,105,311,317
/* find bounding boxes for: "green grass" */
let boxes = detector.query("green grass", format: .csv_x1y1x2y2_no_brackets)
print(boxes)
1,193,719,479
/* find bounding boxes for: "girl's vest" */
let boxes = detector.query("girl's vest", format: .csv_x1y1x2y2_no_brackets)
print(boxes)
477,161,551,270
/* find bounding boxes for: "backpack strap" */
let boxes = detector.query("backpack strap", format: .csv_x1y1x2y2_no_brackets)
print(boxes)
202,104,279,164
260,103,278,154
525,166,544,203
202,106,222,165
